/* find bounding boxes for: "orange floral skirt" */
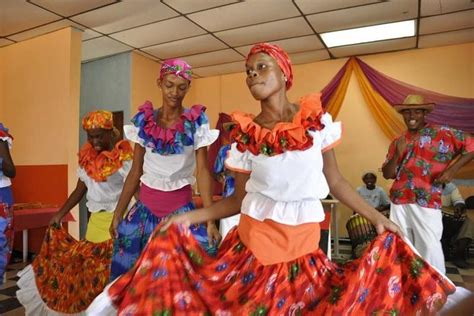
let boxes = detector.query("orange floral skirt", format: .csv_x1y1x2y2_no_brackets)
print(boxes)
30,226,112,313
99,224,455,315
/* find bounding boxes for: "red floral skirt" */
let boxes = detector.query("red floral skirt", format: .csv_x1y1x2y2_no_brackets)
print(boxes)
105,224,455,315
31,226,113,313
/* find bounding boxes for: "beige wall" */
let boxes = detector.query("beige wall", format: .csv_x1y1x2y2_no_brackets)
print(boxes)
0,28,82,237
130,52,161,118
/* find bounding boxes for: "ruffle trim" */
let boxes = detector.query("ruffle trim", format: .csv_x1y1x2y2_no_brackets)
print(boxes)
132,101,209,155
230,93,324,156
78,140,133,182
241,192,325,225
85,282,117,315
0,129,13,148
17,265,85,316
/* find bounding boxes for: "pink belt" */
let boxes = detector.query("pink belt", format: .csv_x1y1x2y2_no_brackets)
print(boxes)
139,184,193,217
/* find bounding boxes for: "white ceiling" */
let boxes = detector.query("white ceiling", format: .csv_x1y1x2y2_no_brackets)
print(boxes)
1,0,473,78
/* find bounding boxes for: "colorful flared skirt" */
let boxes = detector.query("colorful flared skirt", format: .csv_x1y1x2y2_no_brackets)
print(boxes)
16,225,113,314
89,225,455,315
110,200,216,281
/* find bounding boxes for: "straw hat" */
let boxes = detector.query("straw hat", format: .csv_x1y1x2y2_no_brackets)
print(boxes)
394,94,435,113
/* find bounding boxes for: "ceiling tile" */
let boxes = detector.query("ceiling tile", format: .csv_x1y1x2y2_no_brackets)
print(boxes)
7,19,101,42
295,0,380,15
142,34,227,59
215,17,313,47
71,0,178,34
163,0,238,14
82,36,132,61
193,60,244,77
188,0,300,32
110,17,206,48
133,49,160,62
0,0,61,36
180,49,243,68
307,0,416,33
289,49,331,65
0,38,15,47
420,10,474,35
30,0,117,17
236,35,325,56
418,28,474,48
421,0,474,16
329,37,416,58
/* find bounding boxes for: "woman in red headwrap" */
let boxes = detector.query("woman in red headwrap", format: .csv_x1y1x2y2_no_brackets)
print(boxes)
88,44,455,315
17,111,134,314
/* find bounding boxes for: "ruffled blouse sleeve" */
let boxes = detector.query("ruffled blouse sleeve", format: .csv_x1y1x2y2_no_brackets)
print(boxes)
0,124,13,149
225,142,252,174
77,167,87,183
319,113,342,152
192,109,219,150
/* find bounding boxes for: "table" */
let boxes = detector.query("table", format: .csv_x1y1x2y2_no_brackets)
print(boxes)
322,199,340,259
13,207,74,262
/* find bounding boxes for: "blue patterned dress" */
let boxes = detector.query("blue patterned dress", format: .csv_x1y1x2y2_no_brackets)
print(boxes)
110,101,219,280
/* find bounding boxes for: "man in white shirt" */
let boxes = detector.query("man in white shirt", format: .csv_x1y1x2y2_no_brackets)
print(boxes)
357,172,390,214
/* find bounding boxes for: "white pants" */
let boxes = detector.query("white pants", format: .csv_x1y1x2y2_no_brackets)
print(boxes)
390,203,446,274
219,214,241,240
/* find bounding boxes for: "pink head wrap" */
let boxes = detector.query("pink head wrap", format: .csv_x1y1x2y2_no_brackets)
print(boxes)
159,58,193,81
247,43,293,90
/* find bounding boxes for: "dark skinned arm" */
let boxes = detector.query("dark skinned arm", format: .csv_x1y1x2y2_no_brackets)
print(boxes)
50,179,87,225
0,140,15,178
110,144,144,238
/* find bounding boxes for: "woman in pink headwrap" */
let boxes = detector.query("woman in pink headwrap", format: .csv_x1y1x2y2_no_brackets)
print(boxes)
108,59,221,281
88,44,455,315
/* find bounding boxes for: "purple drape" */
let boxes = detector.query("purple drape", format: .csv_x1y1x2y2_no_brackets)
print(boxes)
356,58,474,133
321,59,350,108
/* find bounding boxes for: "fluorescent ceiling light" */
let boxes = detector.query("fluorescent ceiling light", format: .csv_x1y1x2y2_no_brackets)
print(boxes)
321,20,416,48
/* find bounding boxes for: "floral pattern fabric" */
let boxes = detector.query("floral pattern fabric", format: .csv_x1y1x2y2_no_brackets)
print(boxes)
383,124,473,209
110,200,216,281
213,144,235,198
82,110,114,130
32,225,112,313
0,204,13,284
79,139,133,182
107,225,455,315
132,101,210,155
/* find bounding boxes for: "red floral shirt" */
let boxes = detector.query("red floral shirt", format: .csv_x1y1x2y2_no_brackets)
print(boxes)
383,124,473,209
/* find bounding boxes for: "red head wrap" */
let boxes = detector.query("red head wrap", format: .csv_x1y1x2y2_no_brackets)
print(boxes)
247,43,293,90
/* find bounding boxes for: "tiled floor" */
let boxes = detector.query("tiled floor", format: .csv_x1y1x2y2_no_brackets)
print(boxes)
1,245,473,315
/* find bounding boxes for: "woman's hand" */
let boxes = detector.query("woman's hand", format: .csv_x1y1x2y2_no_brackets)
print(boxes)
49,213,63,226
436,168,455,185
109,215,122,239
371,212,402,235
160,213,192,232
207,221,222,247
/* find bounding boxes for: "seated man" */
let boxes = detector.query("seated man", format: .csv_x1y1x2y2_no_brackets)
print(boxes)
441,182,473,269
356,171,390,215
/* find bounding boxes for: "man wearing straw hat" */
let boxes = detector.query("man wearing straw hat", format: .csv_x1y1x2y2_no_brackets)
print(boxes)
382,94,474,274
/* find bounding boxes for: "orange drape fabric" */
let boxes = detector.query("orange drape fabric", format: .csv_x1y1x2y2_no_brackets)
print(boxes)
350,58,405,140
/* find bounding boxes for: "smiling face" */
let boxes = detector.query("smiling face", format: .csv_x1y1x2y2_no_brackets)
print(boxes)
87,128,113,152
362,173,377,190
158,74,190,108
245,52,286,101
400,108,427,132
